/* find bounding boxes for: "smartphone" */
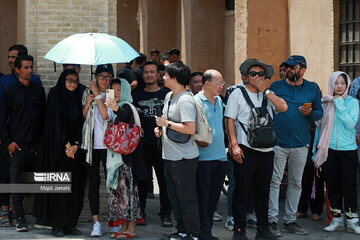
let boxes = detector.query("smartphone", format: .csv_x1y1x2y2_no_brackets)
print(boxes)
106,89,114,102
303,103,312,108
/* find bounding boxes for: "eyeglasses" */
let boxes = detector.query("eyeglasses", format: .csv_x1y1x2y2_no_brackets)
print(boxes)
65,78,79,84
248,71,265,77
96,74,113,80
279,68,286,73
212,81,225,86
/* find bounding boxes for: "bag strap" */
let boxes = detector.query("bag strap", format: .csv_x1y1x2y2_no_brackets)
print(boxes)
239,86,255,109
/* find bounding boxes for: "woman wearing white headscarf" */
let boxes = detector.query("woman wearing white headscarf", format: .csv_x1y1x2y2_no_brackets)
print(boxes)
313,71,360,234
105,78,143,239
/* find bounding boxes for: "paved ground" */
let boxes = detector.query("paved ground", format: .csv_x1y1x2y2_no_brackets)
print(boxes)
0,194,359,240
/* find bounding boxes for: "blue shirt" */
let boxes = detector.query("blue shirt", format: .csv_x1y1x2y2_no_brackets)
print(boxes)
270,79,323,148
194,92,227,161
0,73,42,103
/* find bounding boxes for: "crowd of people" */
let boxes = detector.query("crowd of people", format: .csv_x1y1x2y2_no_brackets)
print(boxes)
0,44,360,240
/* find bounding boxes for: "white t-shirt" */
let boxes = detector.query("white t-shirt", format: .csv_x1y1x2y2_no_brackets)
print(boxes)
224,86,275,152
93,92,114,149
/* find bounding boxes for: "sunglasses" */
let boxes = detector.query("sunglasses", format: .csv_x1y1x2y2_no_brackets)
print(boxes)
248,71,265,77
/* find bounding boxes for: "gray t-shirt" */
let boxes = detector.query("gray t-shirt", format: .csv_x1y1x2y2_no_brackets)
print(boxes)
162,91,199,160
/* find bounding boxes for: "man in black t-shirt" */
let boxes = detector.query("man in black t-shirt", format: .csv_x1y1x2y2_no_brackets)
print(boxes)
132,61,172,227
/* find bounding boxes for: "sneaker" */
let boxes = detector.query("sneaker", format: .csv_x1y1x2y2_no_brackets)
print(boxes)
213,211,223,222
232,229,248,240
283,222,308,235
268,222,281,237
90,221,102,237
51,227,64,237
246,214,257,228
347,222,360,234
255,226,279,240
161,215,174,227
324,218,344,232
159,231,185,240
225,216,234,231
63,226,82,236
15,216,28,232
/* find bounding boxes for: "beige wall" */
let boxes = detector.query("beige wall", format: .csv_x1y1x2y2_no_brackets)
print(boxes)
224,10,235,88
247,0,289,85
24,0,117,93
187,0,225,74
146,0,178,57
234,0,248,83
288,0,334,93
0,1,18,74
117,0,139,52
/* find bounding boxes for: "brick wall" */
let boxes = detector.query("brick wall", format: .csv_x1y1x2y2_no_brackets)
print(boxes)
24,0,117,93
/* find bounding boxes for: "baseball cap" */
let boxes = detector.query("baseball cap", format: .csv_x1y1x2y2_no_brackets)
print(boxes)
95,64,114,75
283,55,307,68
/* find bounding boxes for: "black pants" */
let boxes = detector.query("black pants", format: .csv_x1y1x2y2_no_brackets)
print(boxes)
164,158,200,237
87,149,107,216
297,164,324,215
0,145,11,207
197,160,227,239
138,144,171,217
10,143,38,217
323,149,358,217
233,144,274,231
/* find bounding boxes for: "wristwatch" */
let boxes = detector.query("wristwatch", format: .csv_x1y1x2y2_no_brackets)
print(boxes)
167,122,172,128
264,88,271,96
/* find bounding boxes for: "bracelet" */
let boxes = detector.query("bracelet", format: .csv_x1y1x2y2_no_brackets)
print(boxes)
95,94,102,100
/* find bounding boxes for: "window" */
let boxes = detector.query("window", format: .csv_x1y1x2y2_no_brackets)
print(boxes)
339,0,360,80
225,0,234,11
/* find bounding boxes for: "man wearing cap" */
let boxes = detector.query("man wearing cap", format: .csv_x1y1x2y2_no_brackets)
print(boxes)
166,48,181,63
225,59,287,240
267,55,323,236
81,64,115,237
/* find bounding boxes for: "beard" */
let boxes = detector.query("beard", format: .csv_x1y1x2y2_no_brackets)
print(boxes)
287,70,301,82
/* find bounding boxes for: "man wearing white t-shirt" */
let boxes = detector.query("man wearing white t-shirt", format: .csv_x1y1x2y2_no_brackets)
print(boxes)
225,59,287,240
81,64,114,237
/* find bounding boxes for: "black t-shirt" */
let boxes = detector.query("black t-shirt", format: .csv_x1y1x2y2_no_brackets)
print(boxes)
133,87,170,145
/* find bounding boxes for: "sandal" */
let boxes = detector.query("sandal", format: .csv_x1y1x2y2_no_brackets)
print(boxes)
116,232,137,239
161,215,173,227
111,232,124,238
0,211,11,227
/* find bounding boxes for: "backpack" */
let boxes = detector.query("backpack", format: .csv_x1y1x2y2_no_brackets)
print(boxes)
238,86,277,148
172,91,212,147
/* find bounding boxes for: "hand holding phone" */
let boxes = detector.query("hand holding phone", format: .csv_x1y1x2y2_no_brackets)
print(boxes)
106,89,114,103
302,103,312,108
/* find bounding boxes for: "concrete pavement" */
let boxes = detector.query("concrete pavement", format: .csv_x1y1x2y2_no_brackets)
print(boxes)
0,195,359,240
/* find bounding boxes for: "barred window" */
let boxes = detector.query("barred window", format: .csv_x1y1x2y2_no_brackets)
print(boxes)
339,0,360,80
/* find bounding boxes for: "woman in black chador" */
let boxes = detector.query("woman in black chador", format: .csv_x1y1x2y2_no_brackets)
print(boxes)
33,69,86,237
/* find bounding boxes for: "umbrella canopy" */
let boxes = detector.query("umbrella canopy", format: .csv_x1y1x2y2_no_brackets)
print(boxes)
44,33,139,65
